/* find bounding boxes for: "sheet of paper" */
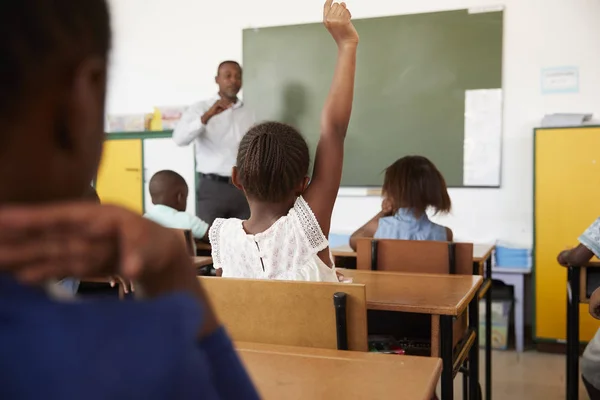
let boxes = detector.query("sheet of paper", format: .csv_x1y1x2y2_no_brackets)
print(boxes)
541,66,579,94
463,89,503,187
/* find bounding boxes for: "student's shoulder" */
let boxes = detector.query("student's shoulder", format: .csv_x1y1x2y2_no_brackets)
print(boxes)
209,218,243,236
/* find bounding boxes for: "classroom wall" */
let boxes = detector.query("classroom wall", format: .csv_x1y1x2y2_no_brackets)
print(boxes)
106,0,600,246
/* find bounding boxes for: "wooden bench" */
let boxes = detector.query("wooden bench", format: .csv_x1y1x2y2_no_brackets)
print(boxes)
200,277,368,351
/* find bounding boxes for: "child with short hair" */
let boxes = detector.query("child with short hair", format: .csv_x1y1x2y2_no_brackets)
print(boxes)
209,0,358,282
350,155,453,250
144,170,210,242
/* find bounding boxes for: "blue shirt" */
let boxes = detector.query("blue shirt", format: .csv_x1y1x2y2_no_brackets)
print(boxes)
375,208,448,242
144,205,209,239
0,275,259,400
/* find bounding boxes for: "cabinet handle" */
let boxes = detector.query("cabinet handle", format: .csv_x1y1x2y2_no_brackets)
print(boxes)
125,168,140,172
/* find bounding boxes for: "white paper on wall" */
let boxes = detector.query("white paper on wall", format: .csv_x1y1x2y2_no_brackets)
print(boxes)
463,89,503,187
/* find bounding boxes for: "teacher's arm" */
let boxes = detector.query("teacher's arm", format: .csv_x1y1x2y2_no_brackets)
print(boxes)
173,102,207,146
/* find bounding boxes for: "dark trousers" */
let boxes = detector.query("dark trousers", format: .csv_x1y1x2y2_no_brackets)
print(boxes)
196,175,250,224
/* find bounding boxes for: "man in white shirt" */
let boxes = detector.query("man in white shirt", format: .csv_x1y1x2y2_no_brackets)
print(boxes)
173,61,255,223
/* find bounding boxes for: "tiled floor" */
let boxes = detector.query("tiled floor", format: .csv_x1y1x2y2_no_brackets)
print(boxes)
446,350,588,399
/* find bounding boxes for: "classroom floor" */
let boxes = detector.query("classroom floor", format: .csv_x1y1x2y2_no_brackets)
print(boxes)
448,350,588,399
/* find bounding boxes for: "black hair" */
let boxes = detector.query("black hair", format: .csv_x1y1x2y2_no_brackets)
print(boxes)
149,170,188,196
217,61,241,75
383,156,451,216
0,0,111,123
237,122,309,203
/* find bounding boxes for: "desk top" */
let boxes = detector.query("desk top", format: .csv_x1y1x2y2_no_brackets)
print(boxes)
585,259,600,268
236,342,441,400
192,256,212,268
472,244,495,263
340,269,482,316
331,244,356,257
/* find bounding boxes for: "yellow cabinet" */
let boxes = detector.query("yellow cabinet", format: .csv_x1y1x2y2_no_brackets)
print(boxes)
96,139,143,214
535,126,600,342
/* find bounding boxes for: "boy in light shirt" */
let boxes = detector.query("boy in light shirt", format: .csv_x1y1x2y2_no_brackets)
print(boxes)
144,170,210,242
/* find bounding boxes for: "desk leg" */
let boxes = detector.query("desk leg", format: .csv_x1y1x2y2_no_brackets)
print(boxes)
566,266,580,400
485,257,492,400
470,295,480,400
441,315,454,400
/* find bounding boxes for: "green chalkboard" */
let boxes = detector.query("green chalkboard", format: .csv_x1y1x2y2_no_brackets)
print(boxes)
243,9,503,187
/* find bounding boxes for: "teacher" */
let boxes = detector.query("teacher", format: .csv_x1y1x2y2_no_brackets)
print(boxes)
173,61,255,223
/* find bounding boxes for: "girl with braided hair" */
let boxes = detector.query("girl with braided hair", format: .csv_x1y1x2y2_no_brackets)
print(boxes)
210,0,358,282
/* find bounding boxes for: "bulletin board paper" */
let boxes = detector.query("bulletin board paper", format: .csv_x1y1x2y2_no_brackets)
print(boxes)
463,89,503,187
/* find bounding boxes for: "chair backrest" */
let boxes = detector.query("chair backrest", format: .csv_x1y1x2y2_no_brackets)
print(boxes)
172,229,195,256
356,239,474,275
199,277,369,351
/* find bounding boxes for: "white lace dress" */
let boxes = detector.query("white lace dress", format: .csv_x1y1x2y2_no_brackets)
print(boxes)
209,196,338,282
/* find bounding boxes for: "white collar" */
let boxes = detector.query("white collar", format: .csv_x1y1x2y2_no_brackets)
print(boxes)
212,94,243,110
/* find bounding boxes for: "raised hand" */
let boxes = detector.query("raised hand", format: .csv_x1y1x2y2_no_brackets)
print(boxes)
323,0,359,46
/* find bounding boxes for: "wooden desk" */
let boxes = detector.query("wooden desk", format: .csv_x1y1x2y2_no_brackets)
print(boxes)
567,261,600,400
331,245,356,258
333,243,494,400
237,342,442,400
341,269,482,400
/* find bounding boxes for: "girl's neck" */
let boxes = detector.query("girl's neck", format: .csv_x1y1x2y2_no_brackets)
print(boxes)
243,197,297,235
397,205,426,218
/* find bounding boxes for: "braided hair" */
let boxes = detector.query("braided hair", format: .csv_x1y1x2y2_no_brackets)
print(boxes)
0,0,111,124
236,122,310,203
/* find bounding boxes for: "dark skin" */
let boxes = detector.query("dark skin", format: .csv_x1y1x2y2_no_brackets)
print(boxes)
349,197,453,251
231,0,358,268
0,42,218,340
200,63,242,125
557,245,600,319
149,179,210,242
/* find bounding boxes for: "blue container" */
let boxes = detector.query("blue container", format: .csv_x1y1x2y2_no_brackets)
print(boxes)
328,233,350,249
495,245,531,268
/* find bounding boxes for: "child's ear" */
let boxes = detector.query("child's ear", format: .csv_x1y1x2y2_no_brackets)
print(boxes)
295,176,310,196
231,166,243,190
301,176,310,192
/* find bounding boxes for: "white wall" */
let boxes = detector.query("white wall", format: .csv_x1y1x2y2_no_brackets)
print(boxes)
106,0,600,246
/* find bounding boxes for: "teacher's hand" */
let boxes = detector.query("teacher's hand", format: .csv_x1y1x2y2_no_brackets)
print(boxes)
201,99,233,125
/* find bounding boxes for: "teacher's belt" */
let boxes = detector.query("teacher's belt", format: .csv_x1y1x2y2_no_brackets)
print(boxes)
198,172,232,184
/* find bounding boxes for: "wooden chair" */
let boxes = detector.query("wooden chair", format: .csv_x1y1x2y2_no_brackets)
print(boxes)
199,277,369,351
356,239,474,275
